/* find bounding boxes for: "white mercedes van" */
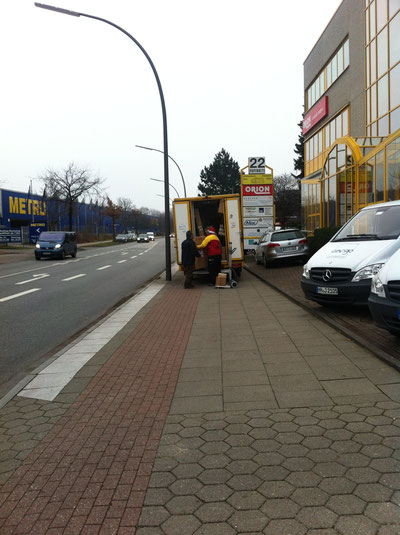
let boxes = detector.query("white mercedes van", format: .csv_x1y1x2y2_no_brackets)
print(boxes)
301,200,400,305
369,247,400,335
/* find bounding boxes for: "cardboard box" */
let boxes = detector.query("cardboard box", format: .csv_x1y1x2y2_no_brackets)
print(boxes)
195,250,208,270
194,209,204,235
216,273,227,286
218,200,224,214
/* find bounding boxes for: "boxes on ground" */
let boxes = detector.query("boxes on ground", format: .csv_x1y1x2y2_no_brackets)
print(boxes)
216,273,227,286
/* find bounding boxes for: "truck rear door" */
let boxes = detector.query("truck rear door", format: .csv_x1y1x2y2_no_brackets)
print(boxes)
225,198,243,262
173,201,191,264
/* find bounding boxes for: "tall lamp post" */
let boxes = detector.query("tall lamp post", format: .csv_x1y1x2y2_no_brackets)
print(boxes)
150,178,180,198
136,144,187,197
34,2,172,281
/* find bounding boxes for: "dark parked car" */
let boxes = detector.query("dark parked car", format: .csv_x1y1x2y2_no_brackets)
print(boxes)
137,233,149,243
35,231,77,260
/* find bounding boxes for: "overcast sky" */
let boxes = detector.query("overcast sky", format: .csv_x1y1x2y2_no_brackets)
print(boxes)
1,0,341,212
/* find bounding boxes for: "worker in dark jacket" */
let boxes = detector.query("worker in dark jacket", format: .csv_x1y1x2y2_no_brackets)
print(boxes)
181,230,200,288
198,226,222,286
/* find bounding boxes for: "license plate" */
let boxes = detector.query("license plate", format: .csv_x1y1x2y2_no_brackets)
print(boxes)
281,246,296,252
42,252,51,255
317,286,338,295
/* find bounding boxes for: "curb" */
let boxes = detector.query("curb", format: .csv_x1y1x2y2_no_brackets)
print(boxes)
245,265,400,372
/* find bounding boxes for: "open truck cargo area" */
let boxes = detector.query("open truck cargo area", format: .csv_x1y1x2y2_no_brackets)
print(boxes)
173,194,244,280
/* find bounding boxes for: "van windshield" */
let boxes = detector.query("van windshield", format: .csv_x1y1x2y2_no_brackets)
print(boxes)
333,205,400,241
39,232,65,242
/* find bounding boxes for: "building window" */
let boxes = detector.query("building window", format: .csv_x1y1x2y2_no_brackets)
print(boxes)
306,39,350,111
365,1,400,135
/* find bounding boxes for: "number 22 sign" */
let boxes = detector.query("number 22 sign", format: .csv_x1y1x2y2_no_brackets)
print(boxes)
248,156,266,174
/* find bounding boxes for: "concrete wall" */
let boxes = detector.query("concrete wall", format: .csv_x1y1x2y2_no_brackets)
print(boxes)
304,0,365,138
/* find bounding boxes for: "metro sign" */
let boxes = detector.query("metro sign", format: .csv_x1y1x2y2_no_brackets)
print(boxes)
242,184,273,196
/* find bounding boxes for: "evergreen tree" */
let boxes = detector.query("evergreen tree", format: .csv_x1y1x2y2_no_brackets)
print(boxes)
293,118,304,182
198,148,241,195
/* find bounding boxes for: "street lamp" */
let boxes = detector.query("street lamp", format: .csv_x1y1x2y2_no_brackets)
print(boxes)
149,178,180,198
136,144,187,197
34,2,172,281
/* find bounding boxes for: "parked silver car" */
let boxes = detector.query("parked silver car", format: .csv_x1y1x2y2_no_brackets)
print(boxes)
255,229,309,267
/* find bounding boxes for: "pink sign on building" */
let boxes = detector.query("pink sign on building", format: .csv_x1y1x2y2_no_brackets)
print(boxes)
303,96,329,135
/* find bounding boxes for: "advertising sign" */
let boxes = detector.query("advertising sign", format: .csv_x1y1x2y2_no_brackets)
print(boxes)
0,229,22,243
243,217,273,228
29,222,47,243
243,205,273,217
242,184,273,196
248,157,266,175
1,189,47,224
303,96,329,135
242,163,275,252
242,174,273,185
243,195,274,207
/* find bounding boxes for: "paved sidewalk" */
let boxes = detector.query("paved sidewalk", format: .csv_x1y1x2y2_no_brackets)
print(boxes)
0,270,399,534
245,257,400,367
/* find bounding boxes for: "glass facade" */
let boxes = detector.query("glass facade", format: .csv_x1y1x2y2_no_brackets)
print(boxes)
365,0,400,135
302,132,400,230
305,108,350,177
306,39,350,111
302,1,400,231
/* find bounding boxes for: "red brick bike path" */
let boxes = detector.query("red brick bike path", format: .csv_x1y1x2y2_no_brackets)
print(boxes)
0,281,200,535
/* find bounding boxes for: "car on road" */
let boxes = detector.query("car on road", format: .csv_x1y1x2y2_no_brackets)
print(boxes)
147,232,155,241
369,248,400,335
115,234,129,243
35,231,77,260
255,229,309,267
301,200,400,306
137,233,149,243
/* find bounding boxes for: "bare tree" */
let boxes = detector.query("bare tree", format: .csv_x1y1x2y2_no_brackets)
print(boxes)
39,162,104,230
103,197,122,240
117,197,136,232
274,173,301,228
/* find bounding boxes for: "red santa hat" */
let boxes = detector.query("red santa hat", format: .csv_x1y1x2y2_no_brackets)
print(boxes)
208,226,216,234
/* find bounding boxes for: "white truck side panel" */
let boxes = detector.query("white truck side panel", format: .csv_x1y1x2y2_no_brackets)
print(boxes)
173,201,190,264
226,199,242,261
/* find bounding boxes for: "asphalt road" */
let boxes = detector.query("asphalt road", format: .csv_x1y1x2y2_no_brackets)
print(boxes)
0,239,168,398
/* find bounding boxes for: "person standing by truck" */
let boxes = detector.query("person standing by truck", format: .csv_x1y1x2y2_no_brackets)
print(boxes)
181,230,200,289
198,226,222,286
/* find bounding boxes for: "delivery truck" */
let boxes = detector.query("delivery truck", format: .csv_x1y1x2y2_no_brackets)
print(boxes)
172,194,244,280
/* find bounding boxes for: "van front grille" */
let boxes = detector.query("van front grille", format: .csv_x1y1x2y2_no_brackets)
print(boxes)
387,281,400,303
310,268,352,284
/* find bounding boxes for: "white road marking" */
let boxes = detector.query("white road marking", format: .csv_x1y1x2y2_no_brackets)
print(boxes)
117,260,127,264
0,288,41,302
17,268,179,401
62,274,86,282
130,256,137,259
16,274,50,285
121,252,128,256
138,253,143,256
97,265,111,271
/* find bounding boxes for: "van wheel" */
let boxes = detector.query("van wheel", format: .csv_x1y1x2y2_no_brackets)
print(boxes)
61,250,66,260
255,256,261,265
263,255,269,268
72,251,77,258
35,255,41,261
